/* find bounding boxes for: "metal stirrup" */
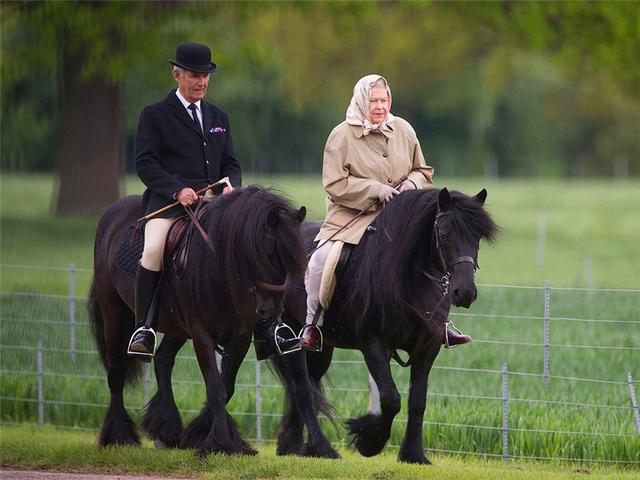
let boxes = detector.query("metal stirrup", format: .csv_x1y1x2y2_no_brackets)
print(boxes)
443,321,465,349
127,326,157,358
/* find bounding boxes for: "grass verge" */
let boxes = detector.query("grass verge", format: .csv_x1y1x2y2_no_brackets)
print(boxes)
0,425,638,480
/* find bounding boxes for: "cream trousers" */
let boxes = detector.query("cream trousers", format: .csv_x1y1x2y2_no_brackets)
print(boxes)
140,218,176,272
140,192,216,271
304,240,334,326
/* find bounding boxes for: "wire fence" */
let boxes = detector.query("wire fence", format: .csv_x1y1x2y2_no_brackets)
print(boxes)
1,262,639,465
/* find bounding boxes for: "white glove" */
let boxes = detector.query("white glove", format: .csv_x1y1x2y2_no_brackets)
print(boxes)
378,184,399,204
399,179,417,192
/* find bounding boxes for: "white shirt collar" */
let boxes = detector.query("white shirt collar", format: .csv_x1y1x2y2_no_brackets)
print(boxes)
175,89,201,111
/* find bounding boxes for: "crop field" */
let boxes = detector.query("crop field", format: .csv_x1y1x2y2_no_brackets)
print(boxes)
1,174,639,470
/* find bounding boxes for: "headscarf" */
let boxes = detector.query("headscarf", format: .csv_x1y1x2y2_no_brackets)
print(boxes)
345,74,395,136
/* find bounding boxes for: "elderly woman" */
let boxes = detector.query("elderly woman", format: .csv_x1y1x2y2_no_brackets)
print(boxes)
298,74,471,350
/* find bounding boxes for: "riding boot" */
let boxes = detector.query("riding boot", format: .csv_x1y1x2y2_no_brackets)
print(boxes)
127,264,161,361
299,324,322,351
443,322,471,349
299,307,324,352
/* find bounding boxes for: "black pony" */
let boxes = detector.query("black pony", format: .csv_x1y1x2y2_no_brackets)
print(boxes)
89,186,337,457
273,188,498,463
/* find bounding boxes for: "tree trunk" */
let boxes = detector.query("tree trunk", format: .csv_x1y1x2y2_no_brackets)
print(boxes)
54,55,122,216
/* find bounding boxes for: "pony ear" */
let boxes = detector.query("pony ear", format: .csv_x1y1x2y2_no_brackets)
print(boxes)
473,189,487,206
295,206,306,224
438,188,452,212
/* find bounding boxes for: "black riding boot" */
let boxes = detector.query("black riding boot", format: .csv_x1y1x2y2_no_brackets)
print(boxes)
127,264,161,361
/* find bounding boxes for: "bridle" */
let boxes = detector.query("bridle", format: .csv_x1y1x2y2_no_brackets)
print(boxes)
392,210,479,366
422,210,477,296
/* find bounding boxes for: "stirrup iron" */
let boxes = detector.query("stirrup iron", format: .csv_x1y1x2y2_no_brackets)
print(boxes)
127,326,157,360
274,323,301,356
444,321,464,349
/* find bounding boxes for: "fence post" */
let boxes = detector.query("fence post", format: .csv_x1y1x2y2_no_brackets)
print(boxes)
368,374,381,414
543,281,550,388
628,372,640,435
255,359,262,448
37,340,44,426
502,362,508,462
69,263,76,363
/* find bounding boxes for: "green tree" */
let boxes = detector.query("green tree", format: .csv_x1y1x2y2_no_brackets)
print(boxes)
1,1,191,215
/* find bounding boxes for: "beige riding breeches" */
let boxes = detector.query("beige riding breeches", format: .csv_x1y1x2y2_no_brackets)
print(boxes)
304,240,335,326
140,218,176,272
140,192,216,271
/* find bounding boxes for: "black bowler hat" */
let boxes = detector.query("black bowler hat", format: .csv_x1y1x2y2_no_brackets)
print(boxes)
169,42,218,73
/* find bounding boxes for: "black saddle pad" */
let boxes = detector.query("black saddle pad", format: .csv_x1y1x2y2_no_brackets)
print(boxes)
116,225,144,276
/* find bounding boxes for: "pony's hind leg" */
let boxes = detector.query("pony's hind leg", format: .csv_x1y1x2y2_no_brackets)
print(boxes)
142,334,187,448
90,283,142,447
346,338,400,457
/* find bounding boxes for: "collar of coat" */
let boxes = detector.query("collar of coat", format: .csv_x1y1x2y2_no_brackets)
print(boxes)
349,123,396,139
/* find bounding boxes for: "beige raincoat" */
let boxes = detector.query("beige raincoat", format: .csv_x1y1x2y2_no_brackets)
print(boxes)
315,117,434,245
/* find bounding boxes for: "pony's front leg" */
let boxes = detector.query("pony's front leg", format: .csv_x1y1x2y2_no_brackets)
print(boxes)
398,339,441,464
182,331,256,457
143,334,187,448
346,338,400,457
220,335,251,403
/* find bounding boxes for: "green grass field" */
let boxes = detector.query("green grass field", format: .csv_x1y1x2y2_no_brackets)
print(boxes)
1,174,639,474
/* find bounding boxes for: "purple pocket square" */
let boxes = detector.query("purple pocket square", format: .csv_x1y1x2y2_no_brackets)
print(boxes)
209,127,226,134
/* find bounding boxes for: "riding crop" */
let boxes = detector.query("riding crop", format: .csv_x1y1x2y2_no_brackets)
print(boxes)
135,176,232,226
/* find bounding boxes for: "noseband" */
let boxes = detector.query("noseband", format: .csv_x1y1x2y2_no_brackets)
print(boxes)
255,281,287,293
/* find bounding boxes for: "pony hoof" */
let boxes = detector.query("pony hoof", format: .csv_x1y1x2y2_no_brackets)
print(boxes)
154,439,169,449
276,444,304,456
196,443,258,457
398,451,432,465
345,414,388,457
302,441,341,459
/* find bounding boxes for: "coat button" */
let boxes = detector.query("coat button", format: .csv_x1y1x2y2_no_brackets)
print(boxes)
206,160,209,164
204,142,207,146
387,178,392,183
383,153,388,158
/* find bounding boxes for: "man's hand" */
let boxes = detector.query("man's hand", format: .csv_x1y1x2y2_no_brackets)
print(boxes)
222,185,235,195
176,187,199,206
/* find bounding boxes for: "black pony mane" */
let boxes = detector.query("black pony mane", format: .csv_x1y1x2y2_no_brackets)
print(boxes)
350,188,498,333
193,186,306,312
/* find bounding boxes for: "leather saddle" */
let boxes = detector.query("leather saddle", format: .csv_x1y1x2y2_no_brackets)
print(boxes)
116,203,208,277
